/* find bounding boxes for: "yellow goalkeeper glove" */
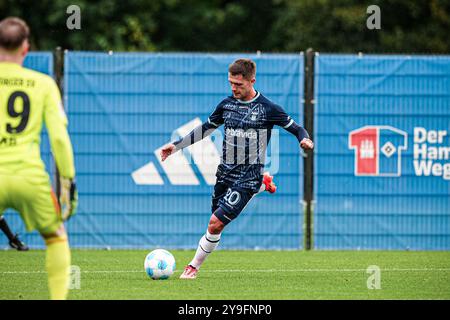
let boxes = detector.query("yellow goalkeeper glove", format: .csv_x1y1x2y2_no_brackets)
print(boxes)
60,177,78,221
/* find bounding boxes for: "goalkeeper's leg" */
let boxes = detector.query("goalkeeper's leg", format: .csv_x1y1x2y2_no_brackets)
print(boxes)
2,172,72,299
41,224,71,300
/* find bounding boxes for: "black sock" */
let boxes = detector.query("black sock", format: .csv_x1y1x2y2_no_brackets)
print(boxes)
0,217,16,241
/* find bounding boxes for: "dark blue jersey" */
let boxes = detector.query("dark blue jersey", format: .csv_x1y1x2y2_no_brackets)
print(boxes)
174,91,309,193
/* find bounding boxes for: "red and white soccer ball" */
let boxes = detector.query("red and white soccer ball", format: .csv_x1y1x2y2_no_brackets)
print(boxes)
144,249,176,280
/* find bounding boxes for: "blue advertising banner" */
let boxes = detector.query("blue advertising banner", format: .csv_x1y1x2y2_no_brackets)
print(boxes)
314,54,450,250
64,52,304,249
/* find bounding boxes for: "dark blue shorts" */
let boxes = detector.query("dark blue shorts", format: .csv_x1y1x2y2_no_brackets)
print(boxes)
211,182,256,225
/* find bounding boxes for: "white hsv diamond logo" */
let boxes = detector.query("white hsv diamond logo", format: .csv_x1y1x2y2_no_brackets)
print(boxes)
381,141,396,158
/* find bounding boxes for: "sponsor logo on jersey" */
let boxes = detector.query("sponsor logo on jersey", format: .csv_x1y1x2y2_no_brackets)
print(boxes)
226,128,258,139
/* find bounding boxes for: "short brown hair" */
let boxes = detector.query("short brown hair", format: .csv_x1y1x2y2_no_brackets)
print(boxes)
228,59,256,80
0,17,30,51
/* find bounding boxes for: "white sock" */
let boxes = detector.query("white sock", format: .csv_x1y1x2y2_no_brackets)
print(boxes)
189,231,221,269
258,182,266,194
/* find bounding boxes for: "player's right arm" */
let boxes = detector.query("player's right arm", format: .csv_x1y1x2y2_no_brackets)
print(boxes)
43,77,77,220
161,101,225,161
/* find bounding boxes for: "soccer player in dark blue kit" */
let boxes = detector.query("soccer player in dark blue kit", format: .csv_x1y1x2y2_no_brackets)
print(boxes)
161,59,314,279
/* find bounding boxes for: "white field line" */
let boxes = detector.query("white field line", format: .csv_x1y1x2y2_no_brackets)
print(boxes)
1,268,450,275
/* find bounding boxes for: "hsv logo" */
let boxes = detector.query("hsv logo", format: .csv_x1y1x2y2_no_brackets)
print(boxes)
349,126,407,177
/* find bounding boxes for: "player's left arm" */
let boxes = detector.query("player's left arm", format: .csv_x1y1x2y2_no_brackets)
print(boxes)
43,77,77,220
285,121,314,150
269,104,314,150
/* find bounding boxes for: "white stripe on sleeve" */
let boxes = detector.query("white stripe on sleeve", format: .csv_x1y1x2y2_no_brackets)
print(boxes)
283,119,294,129
208,118,219,127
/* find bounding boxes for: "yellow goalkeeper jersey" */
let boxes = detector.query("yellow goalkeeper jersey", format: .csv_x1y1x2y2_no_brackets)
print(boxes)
0,61,75,178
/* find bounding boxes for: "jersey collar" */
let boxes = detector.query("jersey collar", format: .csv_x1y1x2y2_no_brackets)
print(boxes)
236,91,260,104
0,61,23,69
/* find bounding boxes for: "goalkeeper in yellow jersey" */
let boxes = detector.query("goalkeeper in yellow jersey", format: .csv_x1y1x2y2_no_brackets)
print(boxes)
0,17,77,300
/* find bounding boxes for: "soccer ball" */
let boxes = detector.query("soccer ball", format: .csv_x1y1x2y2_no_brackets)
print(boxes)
144,249,176,280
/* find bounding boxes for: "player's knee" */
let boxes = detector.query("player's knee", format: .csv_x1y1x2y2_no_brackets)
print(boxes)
41,224,67,241
208,215,224,234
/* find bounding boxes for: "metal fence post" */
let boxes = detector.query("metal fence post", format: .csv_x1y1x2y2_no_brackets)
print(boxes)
303,48,315,250
53,47,64,198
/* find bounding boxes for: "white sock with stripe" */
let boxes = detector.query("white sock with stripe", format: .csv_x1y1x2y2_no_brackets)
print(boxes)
258,183,266,194
189,231,221,270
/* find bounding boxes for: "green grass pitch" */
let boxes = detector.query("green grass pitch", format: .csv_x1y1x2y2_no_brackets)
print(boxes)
0,250,449,300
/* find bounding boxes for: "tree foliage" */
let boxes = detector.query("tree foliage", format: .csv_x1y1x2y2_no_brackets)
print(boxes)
1,0,449,53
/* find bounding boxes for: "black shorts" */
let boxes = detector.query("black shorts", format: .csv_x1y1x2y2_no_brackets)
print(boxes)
211,182,256,225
